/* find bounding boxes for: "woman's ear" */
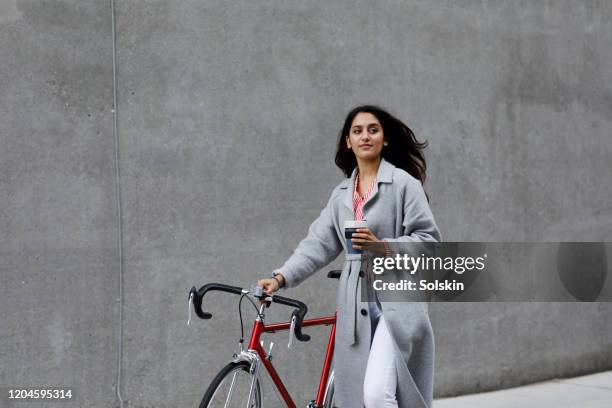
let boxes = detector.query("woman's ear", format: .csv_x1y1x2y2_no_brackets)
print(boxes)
346,135,351,149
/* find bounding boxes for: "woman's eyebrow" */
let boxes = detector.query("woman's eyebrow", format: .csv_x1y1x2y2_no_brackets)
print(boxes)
352,123,380,129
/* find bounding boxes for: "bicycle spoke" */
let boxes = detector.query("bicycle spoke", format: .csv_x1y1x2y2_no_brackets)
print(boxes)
202,362,261,408
223,371,239,408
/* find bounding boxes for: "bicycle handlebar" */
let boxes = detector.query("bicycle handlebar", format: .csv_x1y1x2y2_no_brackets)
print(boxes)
271,293,310,342
188,283,311,342
189,283,242,319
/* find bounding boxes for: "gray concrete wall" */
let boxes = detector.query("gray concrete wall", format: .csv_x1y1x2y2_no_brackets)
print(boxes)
1,0,611,406
0,0,118,407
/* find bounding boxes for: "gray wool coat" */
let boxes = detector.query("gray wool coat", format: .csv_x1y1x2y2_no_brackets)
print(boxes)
273,157,442,408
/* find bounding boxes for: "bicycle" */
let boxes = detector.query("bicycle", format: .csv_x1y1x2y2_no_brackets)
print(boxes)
188,270,342,408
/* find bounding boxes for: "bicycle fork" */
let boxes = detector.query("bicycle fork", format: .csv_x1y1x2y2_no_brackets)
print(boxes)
229,349,261,408
246,356,260,408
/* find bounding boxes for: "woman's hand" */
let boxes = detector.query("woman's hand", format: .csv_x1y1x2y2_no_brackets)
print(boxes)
257,273,285,303
257,278,280,294
257,274,285,304
351,228,387,255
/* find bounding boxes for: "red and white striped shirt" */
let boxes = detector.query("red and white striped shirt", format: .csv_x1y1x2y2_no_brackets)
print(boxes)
353,173,376,221
353,172,392,258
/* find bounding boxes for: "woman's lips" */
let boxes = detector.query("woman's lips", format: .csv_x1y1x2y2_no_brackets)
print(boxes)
359,144,372,149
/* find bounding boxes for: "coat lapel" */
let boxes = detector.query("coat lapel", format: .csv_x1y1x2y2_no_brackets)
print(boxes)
340,167,358,213
363,157,394,210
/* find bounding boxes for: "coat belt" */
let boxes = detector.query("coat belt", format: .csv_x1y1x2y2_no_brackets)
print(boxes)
342,253,367,345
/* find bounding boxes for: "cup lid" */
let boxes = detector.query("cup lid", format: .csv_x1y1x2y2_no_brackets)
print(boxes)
344,220,367,228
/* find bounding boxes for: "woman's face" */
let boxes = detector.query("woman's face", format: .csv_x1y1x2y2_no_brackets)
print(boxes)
346,112,386,162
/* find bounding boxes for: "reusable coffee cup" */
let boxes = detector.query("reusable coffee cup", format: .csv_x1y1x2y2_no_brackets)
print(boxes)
344,220,368,254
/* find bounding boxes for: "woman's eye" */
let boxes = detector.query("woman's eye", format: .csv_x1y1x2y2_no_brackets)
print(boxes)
369,127,378,134
353,129,361,134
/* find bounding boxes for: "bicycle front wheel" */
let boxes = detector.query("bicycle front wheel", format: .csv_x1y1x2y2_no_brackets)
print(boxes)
199,361,262,408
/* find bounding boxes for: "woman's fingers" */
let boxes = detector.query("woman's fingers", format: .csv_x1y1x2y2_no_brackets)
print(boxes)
259,278,279,294
352,229,381,246
351,234,370,241
258,278,280,304
352,228,382,251
352,233,377,242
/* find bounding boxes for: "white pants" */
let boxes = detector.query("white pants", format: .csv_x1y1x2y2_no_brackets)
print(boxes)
363,315,399,407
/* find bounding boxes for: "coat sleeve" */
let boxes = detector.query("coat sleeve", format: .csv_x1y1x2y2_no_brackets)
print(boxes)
384,176,442,245
272,191,343,288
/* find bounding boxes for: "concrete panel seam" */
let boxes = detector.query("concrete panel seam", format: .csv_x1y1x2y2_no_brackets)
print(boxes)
110,0,125,407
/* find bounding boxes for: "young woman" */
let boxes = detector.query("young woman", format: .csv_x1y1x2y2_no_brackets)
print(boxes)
258,105,441,408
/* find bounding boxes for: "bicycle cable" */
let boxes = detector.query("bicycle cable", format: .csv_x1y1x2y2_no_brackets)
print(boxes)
237,291,265,345
238,292,247,343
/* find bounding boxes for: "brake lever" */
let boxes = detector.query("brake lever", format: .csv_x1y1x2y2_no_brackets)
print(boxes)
288,315,296,348
187,292,193,326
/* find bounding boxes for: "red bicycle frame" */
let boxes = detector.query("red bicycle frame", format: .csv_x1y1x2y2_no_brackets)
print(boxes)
247,312,337,408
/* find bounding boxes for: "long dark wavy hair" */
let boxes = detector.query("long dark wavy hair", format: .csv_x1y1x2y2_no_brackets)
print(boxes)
335,105,429,186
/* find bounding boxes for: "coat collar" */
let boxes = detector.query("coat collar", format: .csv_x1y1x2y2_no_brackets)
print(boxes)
340,157,395,212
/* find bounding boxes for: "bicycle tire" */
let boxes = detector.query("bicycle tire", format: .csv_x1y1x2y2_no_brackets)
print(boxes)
199,361,262,408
